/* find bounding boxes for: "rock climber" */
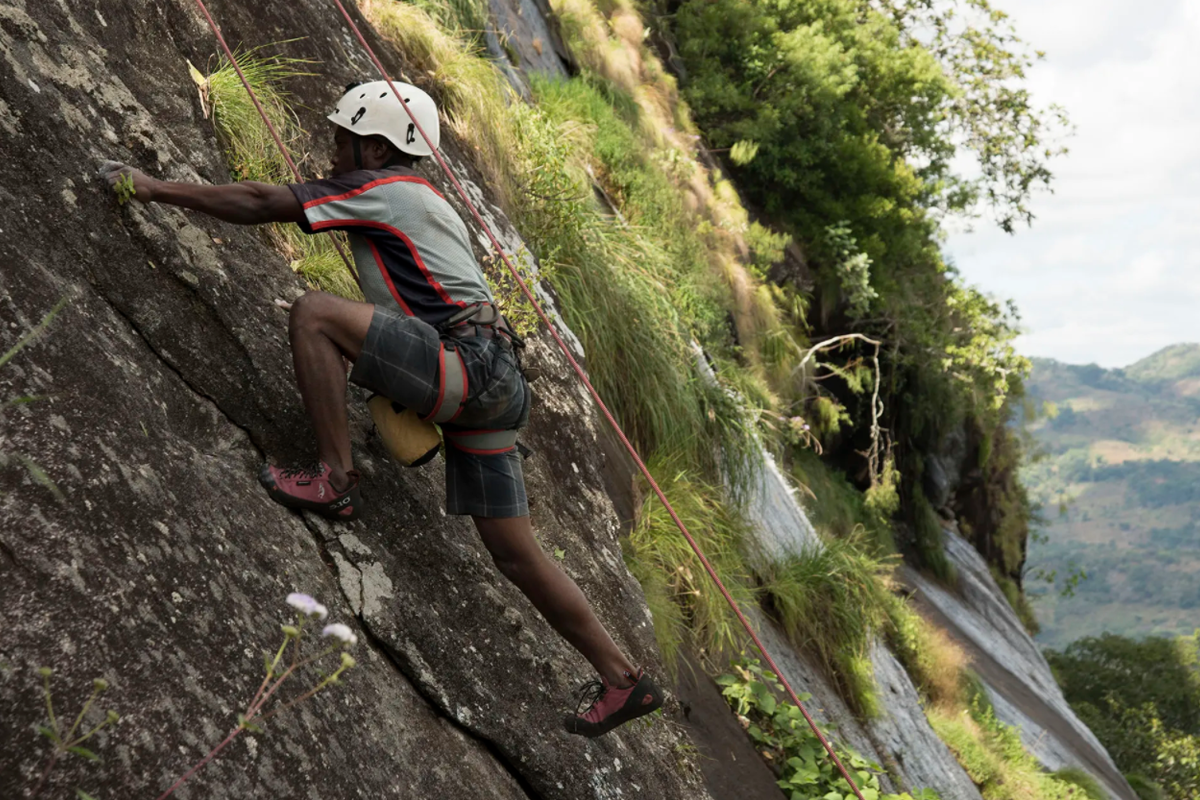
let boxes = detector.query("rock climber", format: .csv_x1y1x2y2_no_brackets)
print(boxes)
101,80,662,737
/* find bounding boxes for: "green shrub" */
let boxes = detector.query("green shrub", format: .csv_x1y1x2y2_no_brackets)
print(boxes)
992,569,1040,636
1051,767,1105,800
1125,772,1166,800
717,657,941,800
911,485,953,584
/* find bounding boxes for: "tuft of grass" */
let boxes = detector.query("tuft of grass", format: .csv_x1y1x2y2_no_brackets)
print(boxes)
1,298,69,501
201,48,361,299
1051,767,1106,800
202,44,311,184
623,459,754,672
1124,772,1165,800
412,0,489,44
928,697,1089,800
275,228,363,301
758,537,893,717
912,484,955,584
883,592,969,710
359,0,521,209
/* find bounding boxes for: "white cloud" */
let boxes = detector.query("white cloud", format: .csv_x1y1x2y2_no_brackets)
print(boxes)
946,0,1200,367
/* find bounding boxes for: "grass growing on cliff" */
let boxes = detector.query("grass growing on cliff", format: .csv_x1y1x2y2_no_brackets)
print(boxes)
624,460,753,669
360,0,521,208
201,49,362,300
759,539,893,717
882,593,969,710
928,696,1092,800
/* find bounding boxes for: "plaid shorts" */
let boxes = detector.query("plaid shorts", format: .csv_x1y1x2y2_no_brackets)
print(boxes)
350,308,531,518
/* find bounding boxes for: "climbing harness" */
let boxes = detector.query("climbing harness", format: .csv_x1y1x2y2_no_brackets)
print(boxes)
189,2,866,797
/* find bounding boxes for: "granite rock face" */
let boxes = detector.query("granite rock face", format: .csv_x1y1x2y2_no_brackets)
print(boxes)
904,528,1138,800
0,2,708,798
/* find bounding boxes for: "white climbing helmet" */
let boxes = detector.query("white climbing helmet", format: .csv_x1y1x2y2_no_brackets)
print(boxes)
327,80,440,157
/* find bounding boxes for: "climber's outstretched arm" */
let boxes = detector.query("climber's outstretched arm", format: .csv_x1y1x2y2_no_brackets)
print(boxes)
100,161,304,226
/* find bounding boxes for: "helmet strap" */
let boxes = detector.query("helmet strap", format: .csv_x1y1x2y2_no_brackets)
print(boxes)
351,134,364,170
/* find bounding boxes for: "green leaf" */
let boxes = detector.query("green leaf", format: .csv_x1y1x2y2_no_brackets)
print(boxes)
715,674,737,686
0,298,66,371
759,693,776,715
77,790,98,800
37,725,59,742
67,746,100,762
237,714,264,734
553,547,566,560
114,173,137,206
15,454,64,501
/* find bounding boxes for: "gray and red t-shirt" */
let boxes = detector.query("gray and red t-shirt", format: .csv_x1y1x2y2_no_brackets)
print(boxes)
289,167,494,324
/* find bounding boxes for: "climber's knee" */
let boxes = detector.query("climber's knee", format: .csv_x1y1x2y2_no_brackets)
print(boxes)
289,291,331,340
288,291,374,361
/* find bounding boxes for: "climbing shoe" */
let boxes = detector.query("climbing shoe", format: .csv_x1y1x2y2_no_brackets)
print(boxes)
258,461,363,521
564,668,663,738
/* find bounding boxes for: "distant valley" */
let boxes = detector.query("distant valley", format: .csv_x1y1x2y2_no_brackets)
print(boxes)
1022,343,1200,649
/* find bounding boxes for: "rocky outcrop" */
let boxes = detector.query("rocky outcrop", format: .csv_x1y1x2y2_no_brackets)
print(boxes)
0,1,707,797
743,449,984,800
903,527,1137,800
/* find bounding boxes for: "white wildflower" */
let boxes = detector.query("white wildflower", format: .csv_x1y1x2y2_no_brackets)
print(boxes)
286,592,328,620
322,623,358,646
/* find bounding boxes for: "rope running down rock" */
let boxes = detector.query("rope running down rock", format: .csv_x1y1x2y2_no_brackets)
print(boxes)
190,1,867,796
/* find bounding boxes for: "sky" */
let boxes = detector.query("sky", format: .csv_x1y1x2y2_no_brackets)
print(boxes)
944,0,1200,369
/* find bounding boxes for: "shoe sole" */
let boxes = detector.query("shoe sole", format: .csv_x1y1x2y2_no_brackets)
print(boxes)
564,675,664,738
259,466,363,521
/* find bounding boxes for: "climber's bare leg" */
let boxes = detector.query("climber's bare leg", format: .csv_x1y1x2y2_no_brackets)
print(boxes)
474,515,637,686
287,291,374,490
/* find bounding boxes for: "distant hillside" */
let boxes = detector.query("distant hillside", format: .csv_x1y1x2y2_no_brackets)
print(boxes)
1022,344,1200,648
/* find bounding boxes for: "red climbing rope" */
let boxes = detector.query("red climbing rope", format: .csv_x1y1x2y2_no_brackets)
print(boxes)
188,0,359,284
191,1,866,797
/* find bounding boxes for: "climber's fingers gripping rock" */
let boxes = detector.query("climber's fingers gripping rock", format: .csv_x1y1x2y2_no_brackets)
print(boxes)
99,160,155,204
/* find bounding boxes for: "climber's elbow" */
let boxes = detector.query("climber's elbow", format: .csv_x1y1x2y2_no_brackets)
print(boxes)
240,182,305,225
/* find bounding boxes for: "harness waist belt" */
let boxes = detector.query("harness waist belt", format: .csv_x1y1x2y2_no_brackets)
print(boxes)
443,428,518,454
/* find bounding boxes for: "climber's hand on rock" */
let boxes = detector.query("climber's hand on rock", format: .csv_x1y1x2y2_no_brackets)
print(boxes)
274,298,294,312
100,160,156,204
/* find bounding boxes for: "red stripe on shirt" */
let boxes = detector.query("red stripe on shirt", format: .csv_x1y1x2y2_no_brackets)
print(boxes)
302,175,445,209
367,240,414,316
311,219,467,308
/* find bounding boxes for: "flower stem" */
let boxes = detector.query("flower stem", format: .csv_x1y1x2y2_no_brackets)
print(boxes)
153,726,242,800
64,686,100,744
41,672,58,740
28,750,61,800
246,647,335,718
254,665,348,726
246,636,290,716
72,715,115,746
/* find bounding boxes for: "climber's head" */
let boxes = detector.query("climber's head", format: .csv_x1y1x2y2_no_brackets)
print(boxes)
327,80,440,175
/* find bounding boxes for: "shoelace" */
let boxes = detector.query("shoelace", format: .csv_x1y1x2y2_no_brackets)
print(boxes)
279,462,325,480
573,679,607,716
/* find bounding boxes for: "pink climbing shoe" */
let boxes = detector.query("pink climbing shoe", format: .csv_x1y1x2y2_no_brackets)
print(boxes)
564,668,663,737
258,461,362,521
